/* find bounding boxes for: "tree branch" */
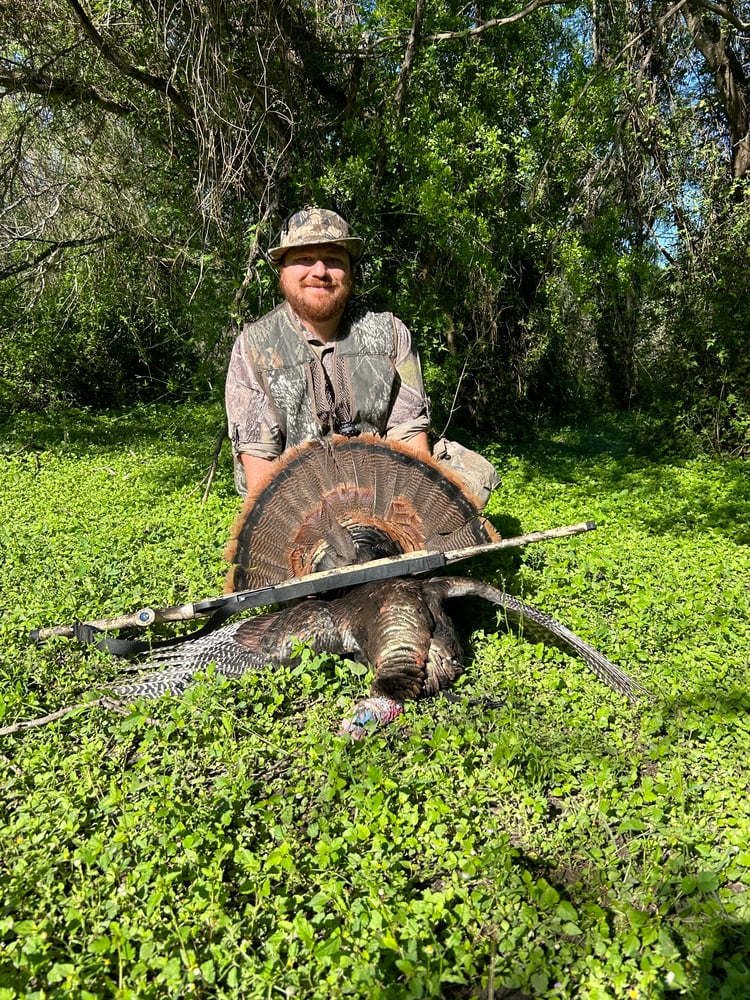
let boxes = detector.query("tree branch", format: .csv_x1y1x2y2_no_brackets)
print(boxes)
367,0,747,51
393,0,427,119
65,0,193,117
0,234,113,282
374,0,427,182
267,0,350,110
696,0,750,32
369,0,562,48
684,0,750,180
0,696,132,737
231,192,285,315
0,68,136,117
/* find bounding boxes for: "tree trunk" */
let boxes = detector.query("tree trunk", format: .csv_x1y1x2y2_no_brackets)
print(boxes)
683,1,750,184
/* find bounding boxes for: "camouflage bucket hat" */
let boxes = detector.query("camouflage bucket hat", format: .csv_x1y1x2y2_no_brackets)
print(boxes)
268,208,365,265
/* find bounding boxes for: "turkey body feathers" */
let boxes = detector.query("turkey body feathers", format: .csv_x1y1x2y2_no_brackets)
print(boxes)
109,577,649,719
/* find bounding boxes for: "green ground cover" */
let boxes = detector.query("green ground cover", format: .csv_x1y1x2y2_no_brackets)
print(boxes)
1,404,748,999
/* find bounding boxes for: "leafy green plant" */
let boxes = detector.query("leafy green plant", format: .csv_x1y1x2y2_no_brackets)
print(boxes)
1,406,749,998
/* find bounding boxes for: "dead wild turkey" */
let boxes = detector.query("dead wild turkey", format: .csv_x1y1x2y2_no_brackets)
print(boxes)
223,434,500,591
110,575,648,737
107,436,648,737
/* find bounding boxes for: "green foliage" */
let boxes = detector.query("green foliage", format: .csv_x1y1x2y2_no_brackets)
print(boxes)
315,4,572,435
2,405,749,997
2,1,750,434
657,191,750,456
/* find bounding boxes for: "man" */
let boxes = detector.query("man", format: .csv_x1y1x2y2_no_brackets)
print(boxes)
225,207,499,503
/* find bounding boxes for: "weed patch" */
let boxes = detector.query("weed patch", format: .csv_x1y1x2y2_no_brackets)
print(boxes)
1,407,749,998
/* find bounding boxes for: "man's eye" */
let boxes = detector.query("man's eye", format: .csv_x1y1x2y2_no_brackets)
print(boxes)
287,254,346,269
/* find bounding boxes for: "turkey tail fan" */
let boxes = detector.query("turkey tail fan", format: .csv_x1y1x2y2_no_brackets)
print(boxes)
428,577,652,702
225,435,500,593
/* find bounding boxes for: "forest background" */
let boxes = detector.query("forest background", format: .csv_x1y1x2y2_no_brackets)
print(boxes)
1,0,749,450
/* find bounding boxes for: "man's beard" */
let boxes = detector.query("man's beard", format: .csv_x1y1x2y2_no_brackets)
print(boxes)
280,271,353,325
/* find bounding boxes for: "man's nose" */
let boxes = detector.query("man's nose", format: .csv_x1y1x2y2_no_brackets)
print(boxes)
309,257,330,276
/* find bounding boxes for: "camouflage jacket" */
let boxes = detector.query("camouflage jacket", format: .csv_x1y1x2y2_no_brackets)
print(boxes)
226,300,429,493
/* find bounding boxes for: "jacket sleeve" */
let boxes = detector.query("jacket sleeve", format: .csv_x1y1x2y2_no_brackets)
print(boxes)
385,317,431,441
225,331,282,460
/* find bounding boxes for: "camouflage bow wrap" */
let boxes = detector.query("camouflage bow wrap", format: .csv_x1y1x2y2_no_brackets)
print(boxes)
268,208,365,264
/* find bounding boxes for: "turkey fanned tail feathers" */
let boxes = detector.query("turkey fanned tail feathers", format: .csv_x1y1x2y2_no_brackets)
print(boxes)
107,577,650,734
223,435,500,592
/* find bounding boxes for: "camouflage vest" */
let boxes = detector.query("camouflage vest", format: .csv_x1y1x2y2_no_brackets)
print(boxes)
241,301,398,448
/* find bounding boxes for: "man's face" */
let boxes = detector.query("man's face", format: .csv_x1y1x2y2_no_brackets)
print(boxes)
279,243,353,326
